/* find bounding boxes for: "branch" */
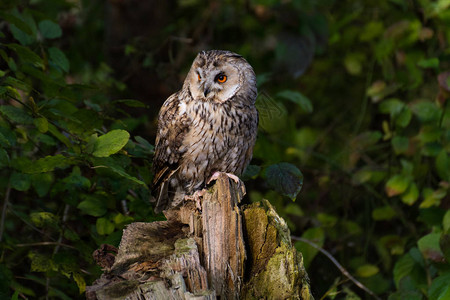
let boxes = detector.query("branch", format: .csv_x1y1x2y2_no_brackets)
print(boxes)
291,236,381,300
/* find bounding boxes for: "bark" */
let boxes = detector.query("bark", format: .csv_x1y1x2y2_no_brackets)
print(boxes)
86,173,312,300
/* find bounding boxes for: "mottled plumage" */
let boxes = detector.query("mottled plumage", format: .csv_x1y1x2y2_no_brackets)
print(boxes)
152,50,258,213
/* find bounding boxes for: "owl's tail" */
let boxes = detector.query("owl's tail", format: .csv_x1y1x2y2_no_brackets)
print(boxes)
152,167,182,213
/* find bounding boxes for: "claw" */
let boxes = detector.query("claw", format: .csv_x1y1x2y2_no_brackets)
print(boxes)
207,171,241,185
185,189,205,210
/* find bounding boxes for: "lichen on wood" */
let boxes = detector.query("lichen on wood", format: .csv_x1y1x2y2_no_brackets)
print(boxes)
86,173,312,300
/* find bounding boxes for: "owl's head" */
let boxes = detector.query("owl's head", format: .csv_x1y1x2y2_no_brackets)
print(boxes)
184,50,257,104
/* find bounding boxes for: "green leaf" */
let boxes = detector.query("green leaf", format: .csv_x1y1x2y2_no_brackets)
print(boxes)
38,20,62,39
64,167,91,191
352,169,373,185
0,148,10,168
392,136,409,154
10,171,31,191
10,23,35,46
96,217,115,235
418,232,444,261
132,136,154,157
344,53,365,75
5,44,43,67
444,210,450,234
385,174,410,197
31,172,54,197
47,123,71,148
359,21,384,41
420,188,446,208
30,212,59,230
72,272,86,293
7,9,37,46
411,101,440,122
380,235,406,255
400,159,414,175
379,98,405,115
0,132,11,148
34,117,48,133
393,253,415,288
77,195,107,217
356,264,379,277
277,90,313,113
17,155,73,174
388,291,423,300
28,251,54,272
3,77,32,93
92,129,130,157
417,57,439,69
372,205,397,221
0,105,33,124
401,182,419,205
395,107,412,128
435,150,450,181
317,213,338,227
93,164,148,188
265,162,303,200
11,291,19,300
48,47,69,73
113,213,133,226
241,164,261,180
429,272,450,300
0,12,32,35
294,227,324,269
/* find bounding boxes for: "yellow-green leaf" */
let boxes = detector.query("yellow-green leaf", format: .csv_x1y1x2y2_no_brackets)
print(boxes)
385,175,410,197
34,117,48,133
356,264,379,277
96,217,115,235
92,129,130,157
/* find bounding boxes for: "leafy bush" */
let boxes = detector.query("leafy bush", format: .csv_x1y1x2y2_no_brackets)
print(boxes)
0,2,156,298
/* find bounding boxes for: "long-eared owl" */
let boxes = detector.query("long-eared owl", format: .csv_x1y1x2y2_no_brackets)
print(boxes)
152,50,258,213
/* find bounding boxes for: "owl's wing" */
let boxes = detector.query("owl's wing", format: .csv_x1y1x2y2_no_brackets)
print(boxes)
152,92,189,213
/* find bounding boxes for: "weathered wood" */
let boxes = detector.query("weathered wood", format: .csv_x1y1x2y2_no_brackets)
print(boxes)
86,173,312,300
199,174,246,299
241,200,312,299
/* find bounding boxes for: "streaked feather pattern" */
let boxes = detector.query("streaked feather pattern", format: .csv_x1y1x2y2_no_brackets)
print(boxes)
152,50,258,213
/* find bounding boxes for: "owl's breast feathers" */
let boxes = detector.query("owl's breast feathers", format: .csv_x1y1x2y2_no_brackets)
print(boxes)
152,91,258,213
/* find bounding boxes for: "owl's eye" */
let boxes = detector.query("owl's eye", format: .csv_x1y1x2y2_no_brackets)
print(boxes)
216,74,227,83
197,74,201,81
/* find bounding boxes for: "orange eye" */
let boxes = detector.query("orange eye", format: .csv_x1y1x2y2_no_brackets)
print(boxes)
217,74,227,83
197,74,201,81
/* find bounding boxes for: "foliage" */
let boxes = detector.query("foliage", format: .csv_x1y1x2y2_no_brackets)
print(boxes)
0,0,450,299
0,1,156,298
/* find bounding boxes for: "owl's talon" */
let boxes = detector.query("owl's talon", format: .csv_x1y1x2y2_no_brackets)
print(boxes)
208,171,241,185
185,189,205,211
225,173,241,185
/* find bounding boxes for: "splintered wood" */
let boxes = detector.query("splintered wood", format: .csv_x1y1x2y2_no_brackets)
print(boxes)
86,173,311,300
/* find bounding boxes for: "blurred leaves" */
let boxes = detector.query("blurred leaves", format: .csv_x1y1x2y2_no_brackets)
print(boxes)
265,162,303,200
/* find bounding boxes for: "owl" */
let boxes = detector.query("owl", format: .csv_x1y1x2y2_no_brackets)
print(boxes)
152,50,258,213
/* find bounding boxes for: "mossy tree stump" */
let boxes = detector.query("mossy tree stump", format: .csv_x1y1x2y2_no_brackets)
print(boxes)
86,173,312,299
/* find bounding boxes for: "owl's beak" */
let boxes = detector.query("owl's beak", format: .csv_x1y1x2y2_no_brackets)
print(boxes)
203,82,211,97
203,87,210,97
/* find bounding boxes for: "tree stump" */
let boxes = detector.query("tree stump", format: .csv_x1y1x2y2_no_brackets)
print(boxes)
86,173,312,299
